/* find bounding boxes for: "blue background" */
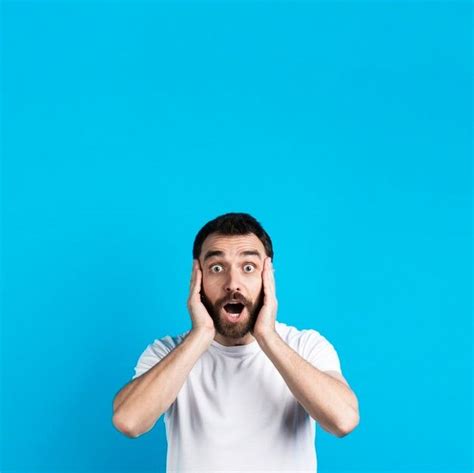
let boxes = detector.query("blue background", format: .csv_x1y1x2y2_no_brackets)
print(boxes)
1,1,471,472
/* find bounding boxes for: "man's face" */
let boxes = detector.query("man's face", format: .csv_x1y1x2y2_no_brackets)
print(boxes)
198,233,266,341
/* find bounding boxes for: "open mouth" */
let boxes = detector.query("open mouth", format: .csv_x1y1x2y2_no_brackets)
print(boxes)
223,302,245,319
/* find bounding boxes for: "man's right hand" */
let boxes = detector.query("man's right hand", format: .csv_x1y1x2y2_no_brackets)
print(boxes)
187,259,216,338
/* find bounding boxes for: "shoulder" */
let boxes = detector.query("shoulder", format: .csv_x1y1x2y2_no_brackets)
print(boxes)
275,320,328,346
151,329,191,351
276,320,342,373
132,329,191,380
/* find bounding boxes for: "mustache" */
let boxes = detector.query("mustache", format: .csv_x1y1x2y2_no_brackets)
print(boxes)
217,292,248,308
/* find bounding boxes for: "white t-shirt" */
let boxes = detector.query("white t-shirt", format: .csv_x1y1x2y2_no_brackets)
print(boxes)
132,320,342,473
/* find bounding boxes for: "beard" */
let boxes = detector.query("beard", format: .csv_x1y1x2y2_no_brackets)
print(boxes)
200,287,265,340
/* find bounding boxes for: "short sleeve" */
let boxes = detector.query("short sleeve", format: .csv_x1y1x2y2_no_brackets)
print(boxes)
300,329,342,374
132,334,184,380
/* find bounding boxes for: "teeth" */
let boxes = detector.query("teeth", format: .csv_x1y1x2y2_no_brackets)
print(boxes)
225,309,242,319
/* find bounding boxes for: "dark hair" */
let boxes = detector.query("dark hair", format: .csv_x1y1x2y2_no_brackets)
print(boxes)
192,212,273,261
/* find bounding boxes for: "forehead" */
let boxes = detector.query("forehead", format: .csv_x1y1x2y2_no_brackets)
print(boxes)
200,233,266,260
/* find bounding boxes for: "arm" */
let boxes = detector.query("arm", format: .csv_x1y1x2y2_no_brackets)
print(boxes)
256,330,359,437
113,380,138,413
113,259,217,438
112,327,213,438
253,257,359,437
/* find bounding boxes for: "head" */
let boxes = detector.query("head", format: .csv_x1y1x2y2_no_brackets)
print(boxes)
192,212,273,344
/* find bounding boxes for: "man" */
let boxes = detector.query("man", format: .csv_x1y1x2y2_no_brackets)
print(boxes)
112,212,359,472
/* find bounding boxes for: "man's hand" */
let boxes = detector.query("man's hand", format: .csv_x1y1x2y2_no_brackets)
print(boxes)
252,257,278,340
187,259,216,337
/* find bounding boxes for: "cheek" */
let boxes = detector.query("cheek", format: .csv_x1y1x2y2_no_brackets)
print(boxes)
201,275,210,291
202,274,219,294
250,273,263,292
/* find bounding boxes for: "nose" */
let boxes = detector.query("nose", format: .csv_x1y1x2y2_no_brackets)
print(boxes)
224,266,242,293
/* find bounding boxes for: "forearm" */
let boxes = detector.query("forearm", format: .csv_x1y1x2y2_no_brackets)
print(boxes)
256,330,358,437
113,382,136,413
113,328,213,437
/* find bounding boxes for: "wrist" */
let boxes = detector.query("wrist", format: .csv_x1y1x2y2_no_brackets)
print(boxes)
191,326,215,342
255,329,278,346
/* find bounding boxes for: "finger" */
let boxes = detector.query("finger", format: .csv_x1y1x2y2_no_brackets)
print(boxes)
265,258,276,294
192,262,202,297
263,257,271,280
261,258,277,314
190,260,196,287
190,260,200,295
262,258,272,300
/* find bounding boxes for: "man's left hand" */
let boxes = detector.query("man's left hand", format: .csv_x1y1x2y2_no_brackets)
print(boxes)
252,256,278,340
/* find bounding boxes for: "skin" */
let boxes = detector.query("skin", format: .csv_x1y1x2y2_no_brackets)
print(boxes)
196,232,277,346
186,235,360,437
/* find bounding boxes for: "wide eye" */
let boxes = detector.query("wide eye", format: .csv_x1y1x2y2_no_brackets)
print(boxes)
243,264,256,273
210,264,223,273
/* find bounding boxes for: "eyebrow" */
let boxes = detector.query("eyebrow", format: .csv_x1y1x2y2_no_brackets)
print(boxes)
203,249,262,262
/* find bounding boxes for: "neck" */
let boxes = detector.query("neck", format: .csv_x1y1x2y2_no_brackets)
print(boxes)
214,332,256,346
